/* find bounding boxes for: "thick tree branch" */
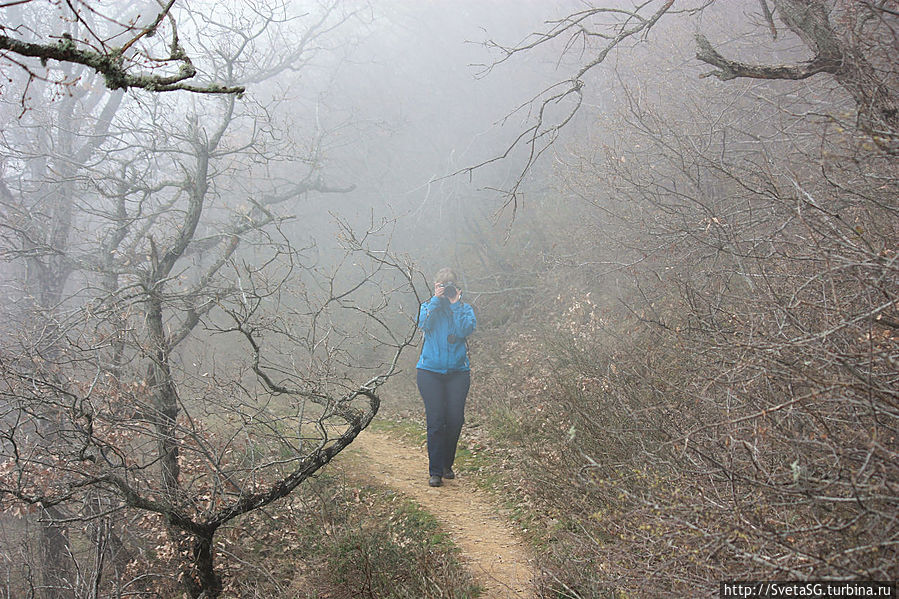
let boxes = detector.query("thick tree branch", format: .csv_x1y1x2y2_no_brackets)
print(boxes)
0,33,244,95
695,33,837,81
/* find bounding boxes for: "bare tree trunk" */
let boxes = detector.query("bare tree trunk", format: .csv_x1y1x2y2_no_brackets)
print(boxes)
39,507,74,599
192,531,221,599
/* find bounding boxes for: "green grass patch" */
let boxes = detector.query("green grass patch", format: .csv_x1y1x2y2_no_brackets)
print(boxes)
220,466,480,598
367,416,426,446
318,487,480,599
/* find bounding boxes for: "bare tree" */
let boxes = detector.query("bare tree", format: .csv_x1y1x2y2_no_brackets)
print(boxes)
0,36,125,597
0,2,419,598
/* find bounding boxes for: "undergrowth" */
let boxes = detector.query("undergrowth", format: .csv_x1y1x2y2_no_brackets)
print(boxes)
215,471,480,598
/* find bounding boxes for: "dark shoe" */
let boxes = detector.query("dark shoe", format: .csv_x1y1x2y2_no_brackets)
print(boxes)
428,475,443,487
443,468,455,480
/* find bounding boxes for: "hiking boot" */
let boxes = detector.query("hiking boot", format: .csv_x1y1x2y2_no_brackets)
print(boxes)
428,475,443,487
443,468,455,480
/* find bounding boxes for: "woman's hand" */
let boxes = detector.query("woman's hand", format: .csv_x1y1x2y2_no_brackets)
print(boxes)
435,283,461,303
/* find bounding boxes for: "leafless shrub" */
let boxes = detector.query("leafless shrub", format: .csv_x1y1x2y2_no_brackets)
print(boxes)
467,2,897,595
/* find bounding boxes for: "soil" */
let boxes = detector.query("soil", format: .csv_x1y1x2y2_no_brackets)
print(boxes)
348,430,535,599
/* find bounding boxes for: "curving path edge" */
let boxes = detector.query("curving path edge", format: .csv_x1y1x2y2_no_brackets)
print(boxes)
348,430,535,599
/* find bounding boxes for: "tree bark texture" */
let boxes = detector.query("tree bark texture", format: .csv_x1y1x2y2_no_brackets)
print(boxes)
696,0,898,153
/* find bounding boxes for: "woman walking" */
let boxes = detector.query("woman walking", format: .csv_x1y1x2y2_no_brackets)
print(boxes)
416,268,477,487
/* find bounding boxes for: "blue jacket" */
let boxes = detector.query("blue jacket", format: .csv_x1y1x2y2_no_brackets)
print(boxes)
416,296,476,373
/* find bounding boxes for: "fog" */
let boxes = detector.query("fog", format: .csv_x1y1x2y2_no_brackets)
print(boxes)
271,1,573,259
1,1,897,597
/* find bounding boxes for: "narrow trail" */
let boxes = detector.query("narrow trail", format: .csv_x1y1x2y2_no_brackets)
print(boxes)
348,430,535,599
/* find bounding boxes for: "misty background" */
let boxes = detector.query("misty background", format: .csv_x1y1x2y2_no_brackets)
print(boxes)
1,0,897,598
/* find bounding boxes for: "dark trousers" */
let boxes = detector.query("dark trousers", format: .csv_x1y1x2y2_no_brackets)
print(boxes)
417,369,470,477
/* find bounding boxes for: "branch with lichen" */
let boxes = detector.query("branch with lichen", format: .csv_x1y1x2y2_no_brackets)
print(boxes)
694,33,837,81
0,33,244,95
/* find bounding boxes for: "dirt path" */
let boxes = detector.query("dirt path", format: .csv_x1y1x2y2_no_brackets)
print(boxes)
349,430,535,599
